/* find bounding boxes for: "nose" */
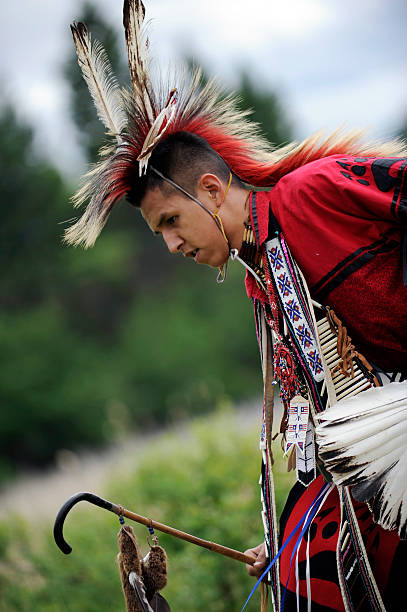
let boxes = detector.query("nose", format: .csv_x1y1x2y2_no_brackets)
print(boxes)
162,231,183,254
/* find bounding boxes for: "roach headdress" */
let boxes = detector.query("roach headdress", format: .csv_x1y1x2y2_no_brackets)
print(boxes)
65,0,273,248
66,0,406,248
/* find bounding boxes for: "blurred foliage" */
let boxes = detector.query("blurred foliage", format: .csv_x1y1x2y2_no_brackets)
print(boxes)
0,96,261,480
0,106,70,310
0,411,295,611
236,72,292,147
0,1,294,482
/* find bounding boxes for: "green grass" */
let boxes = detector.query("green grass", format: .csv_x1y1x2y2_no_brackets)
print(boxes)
0,409,294,611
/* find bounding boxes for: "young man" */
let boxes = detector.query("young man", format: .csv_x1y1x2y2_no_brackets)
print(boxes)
67,2,407,609
126,133,407,611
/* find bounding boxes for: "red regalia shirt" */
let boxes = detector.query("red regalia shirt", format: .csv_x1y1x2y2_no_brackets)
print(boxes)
246,154,407,374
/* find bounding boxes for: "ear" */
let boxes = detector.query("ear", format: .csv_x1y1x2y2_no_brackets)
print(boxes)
197,173,223,205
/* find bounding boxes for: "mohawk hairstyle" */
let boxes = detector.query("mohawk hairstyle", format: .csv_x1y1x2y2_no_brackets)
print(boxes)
65,0,407,248
125,131,241,208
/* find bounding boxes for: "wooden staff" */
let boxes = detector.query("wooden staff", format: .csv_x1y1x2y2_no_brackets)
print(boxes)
54,491,256,566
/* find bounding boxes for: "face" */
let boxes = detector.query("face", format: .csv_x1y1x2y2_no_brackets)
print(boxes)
140,187,230,268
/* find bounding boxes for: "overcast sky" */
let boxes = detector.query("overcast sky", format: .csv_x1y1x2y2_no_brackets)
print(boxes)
2,0,406,177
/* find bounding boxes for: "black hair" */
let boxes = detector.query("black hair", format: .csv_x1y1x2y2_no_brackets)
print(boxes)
126,131,243,207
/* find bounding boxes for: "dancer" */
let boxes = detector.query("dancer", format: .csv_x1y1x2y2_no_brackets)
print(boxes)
66,2,407,609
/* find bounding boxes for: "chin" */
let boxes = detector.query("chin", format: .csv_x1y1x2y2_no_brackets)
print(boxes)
205,252,229,268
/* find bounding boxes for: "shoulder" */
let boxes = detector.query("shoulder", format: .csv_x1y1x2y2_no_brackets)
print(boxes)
270,155,350,223
275,153,407,198
271,154,400,218
272,153,407,223
276,154,355,193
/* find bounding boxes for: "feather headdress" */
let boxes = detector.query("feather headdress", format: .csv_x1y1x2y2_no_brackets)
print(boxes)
65,0,407,248
316,382,407,539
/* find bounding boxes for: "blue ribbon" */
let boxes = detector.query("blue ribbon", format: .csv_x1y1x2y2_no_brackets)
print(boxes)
280,484,331,611
240,483,329,612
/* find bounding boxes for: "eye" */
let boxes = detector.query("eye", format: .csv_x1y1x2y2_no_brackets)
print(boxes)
167,215,177,226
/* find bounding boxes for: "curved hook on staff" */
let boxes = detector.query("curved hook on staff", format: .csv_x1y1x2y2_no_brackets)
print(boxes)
53,491,256,566
54,492,116,554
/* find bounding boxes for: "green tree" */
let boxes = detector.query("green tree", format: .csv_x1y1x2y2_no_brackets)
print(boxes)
237,71,293,146
0,105,69,310
0,104,103,476
0,1,295,480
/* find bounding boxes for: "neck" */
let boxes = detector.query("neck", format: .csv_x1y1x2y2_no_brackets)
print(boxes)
222,187,251,252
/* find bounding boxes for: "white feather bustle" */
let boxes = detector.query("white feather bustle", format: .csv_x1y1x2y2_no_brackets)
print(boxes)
316,381,407,539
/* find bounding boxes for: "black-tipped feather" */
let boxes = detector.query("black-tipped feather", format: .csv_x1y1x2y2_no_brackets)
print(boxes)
123,0,155,123
316,382,407,539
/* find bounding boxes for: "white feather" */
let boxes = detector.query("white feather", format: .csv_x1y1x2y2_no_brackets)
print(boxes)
71,22,127,139
137,91,177,175
318,383,407,422
318,408,407,456
315,381,407,538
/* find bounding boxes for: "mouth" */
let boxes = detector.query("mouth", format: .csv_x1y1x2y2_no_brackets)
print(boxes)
185,248,200,261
